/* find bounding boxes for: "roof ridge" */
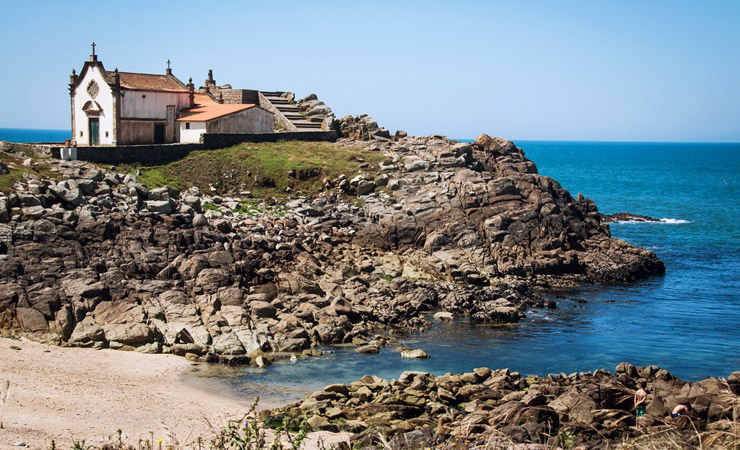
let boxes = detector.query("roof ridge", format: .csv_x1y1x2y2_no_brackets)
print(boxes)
107,70,170,76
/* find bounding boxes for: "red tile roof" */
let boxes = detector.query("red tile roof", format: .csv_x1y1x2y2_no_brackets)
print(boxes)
177,104,258,122
108,71,188,92
193,93,218,105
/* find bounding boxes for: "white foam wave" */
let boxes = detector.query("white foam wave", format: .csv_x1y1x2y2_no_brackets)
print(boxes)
658,218,691,224
614,218,691,224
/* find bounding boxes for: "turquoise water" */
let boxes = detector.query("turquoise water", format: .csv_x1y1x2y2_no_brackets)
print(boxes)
5,130,738,398
0,128,70,143
196,140,739,403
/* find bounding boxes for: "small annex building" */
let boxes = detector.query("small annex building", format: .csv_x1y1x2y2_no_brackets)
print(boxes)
68,44,274,146
177,93,273,144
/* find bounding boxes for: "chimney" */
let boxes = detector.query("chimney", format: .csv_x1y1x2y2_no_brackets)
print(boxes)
187,77,195,108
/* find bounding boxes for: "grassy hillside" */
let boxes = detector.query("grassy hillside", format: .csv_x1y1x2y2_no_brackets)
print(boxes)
119,140,384,197
0,148,59,193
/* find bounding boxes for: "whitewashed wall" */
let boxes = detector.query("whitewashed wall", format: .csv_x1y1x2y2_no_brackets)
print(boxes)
73,66,114,146
121,90,190,119
179,122,206,143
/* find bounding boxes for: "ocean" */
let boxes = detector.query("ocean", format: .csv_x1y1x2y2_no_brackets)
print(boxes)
0,128,70,143
4,130,738,402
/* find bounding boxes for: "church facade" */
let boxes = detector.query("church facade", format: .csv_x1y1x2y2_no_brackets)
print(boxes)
69,44,273,146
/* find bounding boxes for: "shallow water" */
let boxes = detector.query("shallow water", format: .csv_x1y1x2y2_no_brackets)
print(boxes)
188,140,740,405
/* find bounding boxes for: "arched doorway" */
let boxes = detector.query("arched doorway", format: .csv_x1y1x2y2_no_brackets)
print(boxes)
82,100,103,146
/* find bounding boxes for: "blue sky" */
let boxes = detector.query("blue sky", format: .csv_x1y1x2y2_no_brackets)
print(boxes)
1,0,738,142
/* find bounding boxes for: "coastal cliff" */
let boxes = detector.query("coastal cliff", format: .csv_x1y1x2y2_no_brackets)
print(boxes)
0,127,663,360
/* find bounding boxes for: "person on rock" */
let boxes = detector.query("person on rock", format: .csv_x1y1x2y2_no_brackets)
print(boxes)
671,403,691,419
634,381,648,428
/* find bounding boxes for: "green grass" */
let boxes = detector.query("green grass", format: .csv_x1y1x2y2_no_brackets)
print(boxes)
0,151,59,193
117,140,384,198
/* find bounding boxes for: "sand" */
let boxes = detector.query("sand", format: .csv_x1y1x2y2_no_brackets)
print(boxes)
0,337,350,450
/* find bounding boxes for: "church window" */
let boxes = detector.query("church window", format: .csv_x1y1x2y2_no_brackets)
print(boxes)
87,80,99,99
185,123,190,130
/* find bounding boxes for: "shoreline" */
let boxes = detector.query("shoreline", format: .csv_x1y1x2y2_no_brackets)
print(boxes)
0,337,249,449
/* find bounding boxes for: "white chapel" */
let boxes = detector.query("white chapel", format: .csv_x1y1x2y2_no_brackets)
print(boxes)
69,44,273,146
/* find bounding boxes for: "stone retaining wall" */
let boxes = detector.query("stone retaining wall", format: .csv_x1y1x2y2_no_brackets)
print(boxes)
50,143,204,165
201,131,336,148
49,131,337,165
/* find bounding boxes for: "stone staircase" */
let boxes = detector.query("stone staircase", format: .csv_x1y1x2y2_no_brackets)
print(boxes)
259,91,323,131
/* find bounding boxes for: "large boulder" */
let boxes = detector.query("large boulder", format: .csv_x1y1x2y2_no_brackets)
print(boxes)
549,391,598,423
16,307,48,332
212,332,246,355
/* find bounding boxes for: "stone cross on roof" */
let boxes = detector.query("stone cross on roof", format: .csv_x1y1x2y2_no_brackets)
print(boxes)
91,42,96,56
167,59,171,70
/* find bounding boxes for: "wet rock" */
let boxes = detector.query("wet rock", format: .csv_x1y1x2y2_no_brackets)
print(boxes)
400,349,430,359
356,344,380,354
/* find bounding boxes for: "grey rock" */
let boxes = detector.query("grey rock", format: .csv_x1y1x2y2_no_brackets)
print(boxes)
212,332,246,355
22,205,45,219
400,349,430,359
183,195,202,213
356,180,376,196
145,200,174,215
356,344,380,354
0,198,9,222
48,184,83,207
250,301,277,319
192,213,208,227
16,307,48,332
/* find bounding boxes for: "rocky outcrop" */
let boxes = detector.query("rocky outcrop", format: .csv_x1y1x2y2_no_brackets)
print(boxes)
267,364,740,449
295,93,335,128
336,115,392,141
603,212,662,223
0,130,663,364
353,133,664,283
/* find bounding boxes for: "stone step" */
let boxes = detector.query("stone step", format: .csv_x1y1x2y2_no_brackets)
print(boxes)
260,93,325,130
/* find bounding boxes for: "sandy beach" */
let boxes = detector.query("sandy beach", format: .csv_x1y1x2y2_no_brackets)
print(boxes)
0,337,254,449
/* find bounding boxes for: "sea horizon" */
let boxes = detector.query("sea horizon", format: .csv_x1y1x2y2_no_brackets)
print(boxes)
1,127,739,145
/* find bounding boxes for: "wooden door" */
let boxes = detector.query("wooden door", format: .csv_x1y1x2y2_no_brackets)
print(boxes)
88,118,99,146
154,124,165,144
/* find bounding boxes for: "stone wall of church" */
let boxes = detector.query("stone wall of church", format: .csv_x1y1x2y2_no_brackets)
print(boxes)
208,88,259,105
120,120,157,145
